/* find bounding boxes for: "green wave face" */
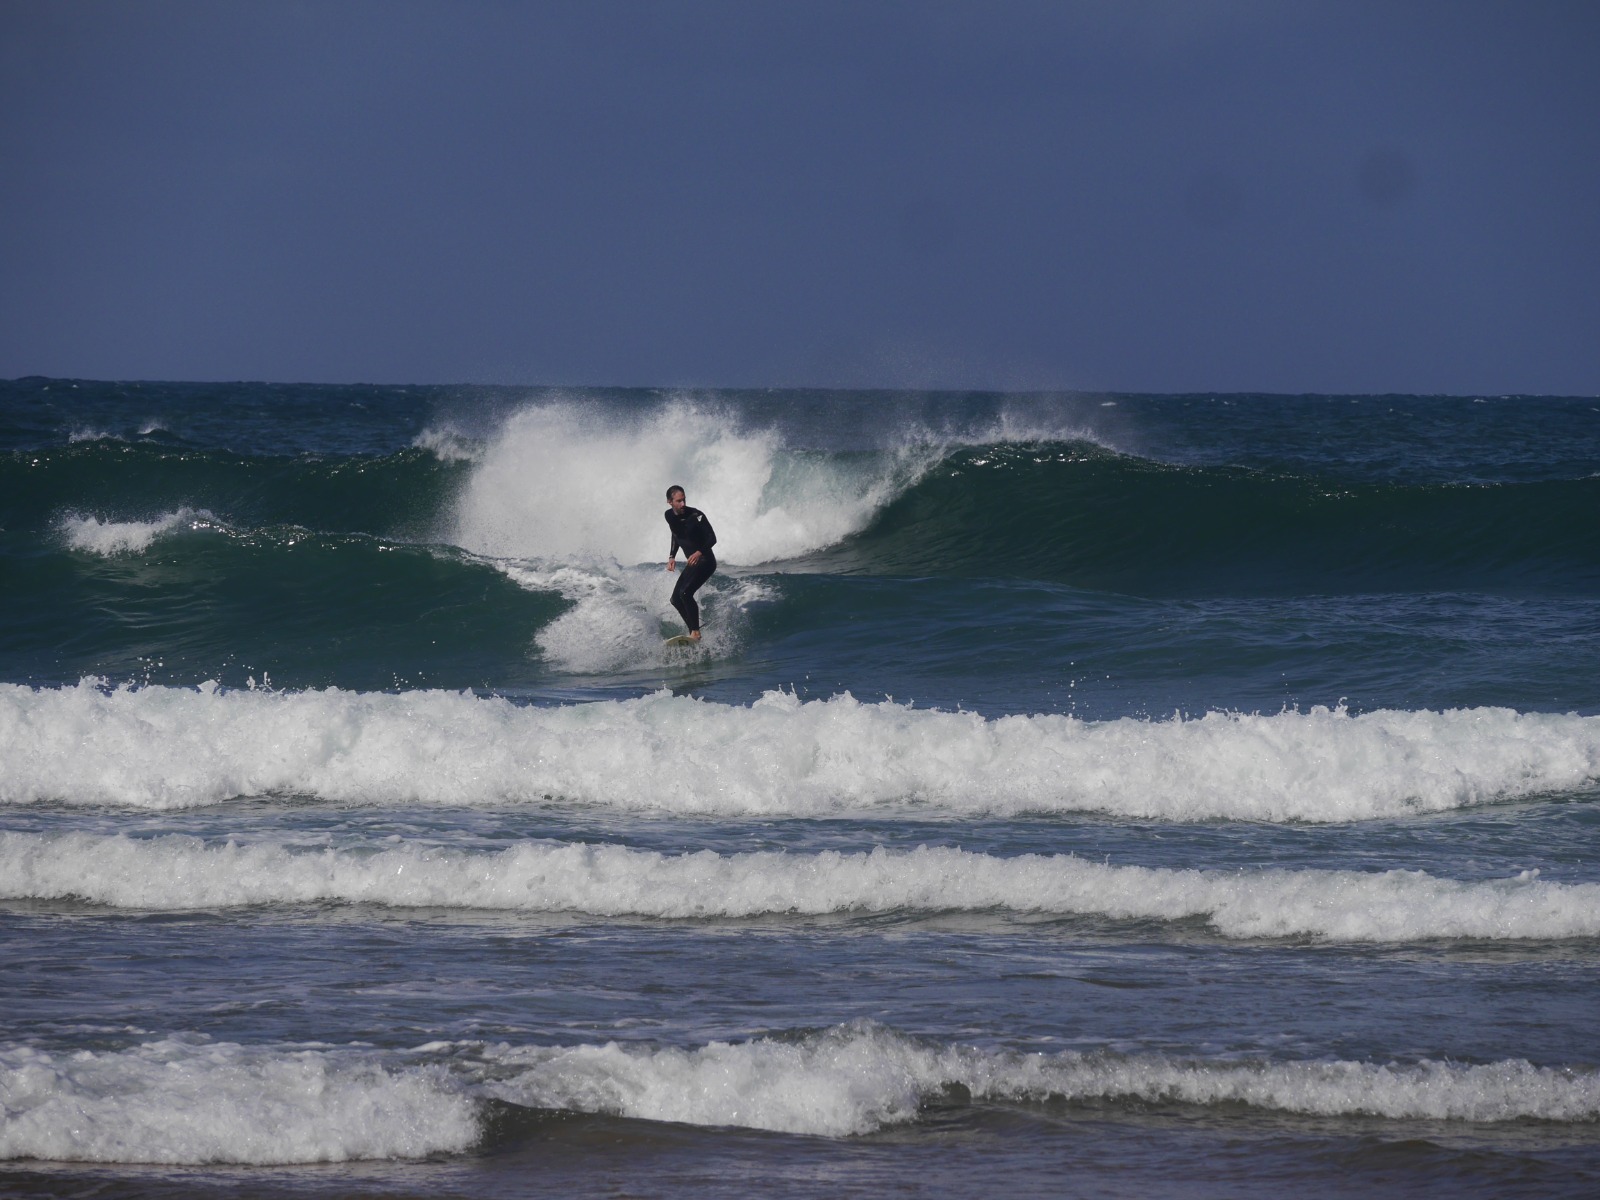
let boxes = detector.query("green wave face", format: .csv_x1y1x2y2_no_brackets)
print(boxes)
811,443,1600,595
2,526,564,691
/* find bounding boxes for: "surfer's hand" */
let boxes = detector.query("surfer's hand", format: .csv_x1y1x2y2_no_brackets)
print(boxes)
666,560,676,572
688,551,702,566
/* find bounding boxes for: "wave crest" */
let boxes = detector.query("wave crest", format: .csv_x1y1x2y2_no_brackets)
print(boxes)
57,507,220,556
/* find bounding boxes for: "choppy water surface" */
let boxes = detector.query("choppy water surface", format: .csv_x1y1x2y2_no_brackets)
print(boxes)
2,380,1598,1197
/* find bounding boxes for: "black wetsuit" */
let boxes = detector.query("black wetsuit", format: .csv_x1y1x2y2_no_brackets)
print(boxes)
665,505,718,632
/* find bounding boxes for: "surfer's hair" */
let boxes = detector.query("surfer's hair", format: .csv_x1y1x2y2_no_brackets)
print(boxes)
666,485,685,501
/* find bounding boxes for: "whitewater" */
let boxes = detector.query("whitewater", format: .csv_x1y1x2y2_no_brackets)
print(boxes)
5,1026,1597,1164
3,382,1600,1198
5,832,1598,941
3,680,1599,820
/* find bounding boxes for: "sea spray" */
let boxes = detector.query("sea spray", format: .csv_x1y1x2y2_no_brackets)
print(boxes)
444,401,941,565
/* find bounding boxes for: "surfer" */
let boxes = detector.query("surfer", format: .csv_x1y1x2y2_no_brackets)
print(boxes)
664,485,717,640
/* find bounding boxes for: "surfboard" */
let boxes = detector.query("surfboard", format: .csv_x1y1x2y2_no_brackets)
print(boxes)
663,634,701,647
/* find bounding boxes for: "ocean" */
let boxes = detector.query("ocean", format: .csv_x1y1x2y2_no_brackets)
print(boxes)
1,379,1598,1197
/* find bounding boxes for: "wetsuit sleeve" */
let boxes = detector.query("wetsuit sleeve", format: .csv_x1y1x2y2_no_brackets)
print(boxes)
665,511,680,559
701,514,717,550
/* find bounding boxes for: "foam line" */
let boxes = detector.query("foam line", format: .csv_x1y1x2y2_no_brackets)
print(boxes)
3,682,1598,820
3,833,1597,941
4,1027,1594,1162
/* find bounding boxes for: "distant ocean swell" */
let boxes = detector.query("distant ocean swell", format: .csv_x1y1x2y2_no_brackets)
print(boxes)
3,682,1597,820
4,1024,1596,1165
5,832,1597,942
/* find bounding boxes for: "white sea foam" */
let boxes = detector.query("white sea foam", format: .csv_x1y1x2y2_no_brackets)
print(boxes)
444,400,939,565
3,681,1598,820
3,1027,1593,1163
0,1038,477,1164
5,833,1596,941
57,508,218,556
499,561,769,673
485,1023,1600,1135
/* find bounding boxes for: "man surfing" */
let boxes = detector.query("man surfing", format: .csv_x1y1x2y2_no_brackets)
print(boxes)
664,485,717,641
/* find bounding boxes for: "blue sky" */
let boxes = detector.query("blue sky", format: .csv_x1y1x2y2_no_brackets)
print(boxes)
2,0,1596,393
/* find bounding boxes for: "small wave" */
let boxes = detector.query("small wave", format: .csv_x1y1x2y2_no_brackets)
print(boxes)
483,1023,1600,1135
3,1026,1593,1162
2,682,1598,819
56,507,220,556
5,833,1596,941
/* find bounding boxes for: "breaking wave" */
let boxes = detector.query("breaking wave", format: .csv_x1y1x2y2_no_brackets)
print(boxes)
57,507,220,556
2,681,1598,821
3,1024,1595,1163
4,832,1597,941
481,1023,1600,1136
443,401,944,566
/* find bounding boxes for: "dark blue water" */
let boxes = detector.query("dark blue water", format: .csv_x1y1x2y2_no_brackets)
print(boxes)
2,380,1598,1197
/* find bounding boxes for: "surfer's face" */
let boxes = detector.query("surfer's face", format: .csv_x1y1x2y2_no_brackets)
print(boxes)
669,492,686,515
